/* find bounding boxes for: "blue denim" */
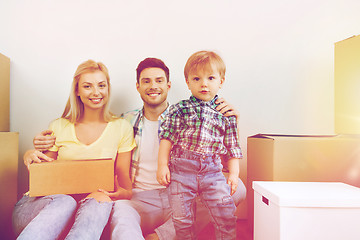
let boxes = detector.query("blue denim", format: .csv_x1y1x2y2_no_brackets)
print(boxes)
111,180,244,240
168,147,237,240
65,198,113,240
111,188,173,240
12,194,77,240
13,194,113,240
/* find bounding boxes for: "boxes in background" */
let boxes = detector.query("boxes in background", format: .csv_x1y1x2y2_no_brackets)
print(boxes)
0,132,18,239
253,181,360,240
247,134,360,230
335,35,360,134
0,53,10,131
29,159,114,197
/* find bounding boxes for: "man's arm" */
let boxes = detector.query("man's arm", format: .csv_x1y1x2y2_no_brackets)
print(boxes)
33,130,56,151
157,139,172,186
215,97,240,136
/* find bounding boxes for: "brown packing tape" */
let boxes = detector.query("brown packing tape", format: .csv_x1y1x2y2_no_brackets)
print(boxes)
29,159,114,197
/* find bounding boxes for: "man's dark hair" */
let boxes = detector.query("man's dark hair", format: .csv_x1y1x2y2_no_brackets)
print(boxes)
136,58,170,83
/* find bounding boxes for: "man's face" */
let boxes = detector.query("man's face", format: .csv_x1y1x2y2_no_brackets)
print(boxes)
136,67,171,107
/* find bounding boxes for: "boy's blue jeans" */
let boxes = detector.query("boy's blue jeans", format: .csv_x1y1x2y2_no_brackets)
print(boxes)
169,147,237,240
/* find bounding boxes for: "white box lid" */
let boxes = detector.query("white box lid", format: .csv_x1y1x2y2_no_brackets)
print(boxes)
253,181,360,208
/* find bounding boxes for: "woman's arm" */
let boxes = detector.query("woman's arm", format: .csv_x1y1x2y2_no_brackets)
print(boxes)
100,151,132,200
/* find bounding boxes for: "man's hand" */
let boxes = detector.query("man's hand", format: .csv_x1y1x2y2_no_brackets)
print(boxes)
215,97,240,119
156,165,171,186
33,130,56,151
23,149,54,171
227,173,238,196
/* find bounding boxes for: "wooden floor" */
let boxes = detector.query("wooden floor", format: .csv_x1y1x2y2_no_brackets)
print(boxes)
198,219,253,240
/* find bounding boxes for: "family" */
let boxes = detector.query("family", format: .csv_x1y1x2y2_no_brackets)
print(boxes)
12,51,247,240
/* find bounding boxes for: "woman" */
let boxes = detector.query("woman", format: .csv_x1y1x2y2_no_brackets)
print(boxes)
12,60,136,240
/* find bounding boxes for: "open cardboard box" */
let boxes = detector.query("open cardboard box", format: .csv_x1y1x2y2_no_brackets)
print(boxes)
29,159,114,197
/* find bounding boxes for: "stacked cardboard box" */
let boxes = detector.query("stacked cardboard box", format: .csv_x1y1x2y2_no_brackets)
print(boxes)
0,53,10,131
335,35,360,134
0,53,18,239
247,134,360,230
248,35,360,232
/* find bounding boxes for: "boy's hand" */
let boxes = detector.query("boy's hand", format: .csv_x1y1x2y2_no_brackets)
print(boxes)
227,174,238,195
156,165,171,186
33,130,56,151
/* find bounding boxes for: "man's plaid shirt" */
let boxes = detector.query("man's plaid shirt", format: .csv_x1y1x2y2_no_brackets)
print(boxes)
121,105,169,183
160,95,242,160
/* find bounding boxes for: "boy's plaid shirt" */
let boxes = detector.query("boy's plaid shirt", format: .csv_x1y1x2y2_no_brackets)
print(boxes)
120,105,169,183
160,95,242,160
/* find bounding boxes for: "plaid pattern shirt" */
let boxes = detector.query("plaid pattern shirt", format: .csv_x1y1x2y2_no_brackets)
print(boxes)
160,95,242,160
121,105,169,183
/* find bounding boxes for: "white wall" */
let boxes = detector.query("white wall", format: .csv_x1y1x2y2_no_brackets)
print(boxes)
1,0,360,216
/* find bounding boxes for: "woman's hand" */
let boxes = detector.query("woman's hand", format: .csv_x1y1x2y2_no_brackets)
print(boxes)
23,149,54,171
215,97,240,119
99,175,132,200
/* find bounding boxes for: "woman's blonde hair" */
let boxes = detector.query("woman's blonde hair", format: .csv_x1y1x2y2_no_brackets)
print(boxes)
61,60,116,123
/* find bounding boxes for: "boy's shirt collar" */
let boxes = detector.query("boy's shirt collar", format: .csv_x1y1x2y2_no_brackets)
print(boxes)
189,95,219,108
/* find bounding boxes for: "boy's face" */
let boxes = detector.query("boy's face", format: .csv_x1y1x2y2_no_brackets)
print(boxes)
136,67,171,107
186,65,224,102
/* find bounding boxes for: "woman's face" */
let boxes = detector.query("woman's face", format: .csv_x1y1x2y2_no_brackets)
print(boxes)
77,70,109,111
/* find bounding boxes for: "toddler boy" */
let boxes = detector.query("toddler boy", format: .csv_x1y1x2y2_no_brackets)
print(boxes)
157,50,242,239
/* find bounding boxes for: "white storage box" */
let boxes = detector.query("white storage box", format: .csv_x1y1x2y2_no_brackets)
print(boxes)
253,181,360,240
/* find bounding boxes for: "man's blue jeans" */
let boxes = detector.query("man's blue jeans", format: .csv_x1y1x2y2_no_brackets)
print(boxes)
169,148,237,240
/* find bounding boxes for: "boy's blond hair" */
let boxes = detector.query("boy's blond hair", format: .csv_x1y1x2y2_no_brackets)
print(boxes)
62,59,116,123
184,51,226,79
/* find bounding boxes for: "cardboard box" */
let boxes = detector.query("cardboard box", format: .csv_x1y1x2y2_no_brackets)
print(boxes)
335,35,360,134
0,53,10,131
29,159,114,197
0,132,18,239
247,134,360,230
253,181,360,240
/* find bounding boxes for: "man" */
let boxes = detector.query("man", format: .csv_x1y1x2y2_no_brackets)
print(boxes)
31,57,246,239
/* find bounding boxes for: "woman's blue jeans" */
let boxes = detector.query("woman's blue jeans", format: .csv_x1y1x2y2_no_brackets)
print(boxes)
12,194,113,240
